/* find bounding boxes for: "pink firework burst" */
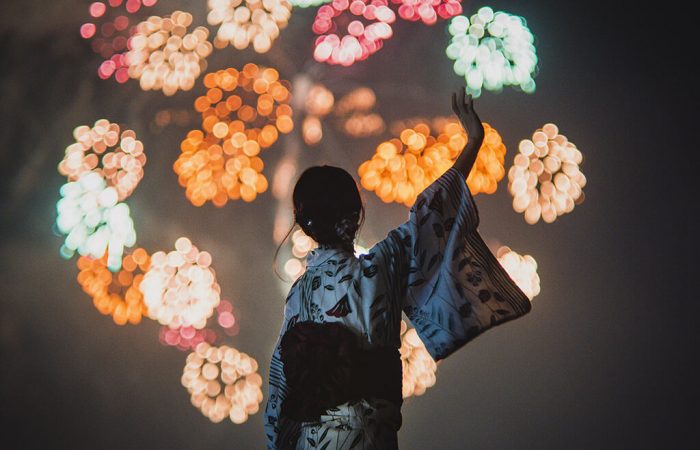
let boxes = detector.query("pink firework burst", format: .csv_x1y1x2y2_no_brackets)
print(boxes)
79,0,159,83
312,0,396,66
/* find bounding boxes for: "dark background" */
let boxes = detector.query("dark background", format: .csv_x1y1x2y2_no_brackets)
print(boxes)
1,1,695,449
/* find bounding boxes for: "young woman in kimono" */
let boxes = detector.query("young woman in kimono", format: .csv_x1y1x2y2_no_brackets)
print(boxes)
264,89,532,449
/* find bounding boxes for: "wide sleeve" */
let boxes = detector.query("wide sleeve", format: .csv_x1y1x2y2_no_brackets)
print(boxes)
263,299,301,449
373,166,532,361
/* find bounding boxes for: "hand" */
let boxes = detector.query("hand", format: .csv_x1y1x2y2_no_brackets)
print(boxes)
451,88,484,148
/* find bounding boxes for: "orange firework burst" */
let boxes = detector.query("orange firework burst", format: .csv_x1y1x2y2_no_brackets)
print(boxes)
174,65,293,206
76,248,151,325
182,343,264,424
359,119,505,206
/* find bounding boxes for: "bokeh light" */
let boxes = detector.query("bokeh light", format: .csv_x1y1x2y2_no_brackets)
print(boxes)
207,0,292,53
80,0,159,83
140,237,221,329
391,0,462,25
174,65,293,206
507,123,586,224
160,325,218,351
56,171,137,271
358,120,505,206
400,320,438,398
312,0,396,66
333,87,385,138
496,245,540,300
301,83,334,145
281,229,318,280
126,10,213,95
446,7,537,97
216,299,239,336
58,120,146,201
182,343,264,424
76,248,150,325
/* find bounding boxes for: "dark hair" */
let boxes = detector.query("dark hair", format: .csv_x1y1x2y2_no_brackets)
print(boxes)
292,165,364,250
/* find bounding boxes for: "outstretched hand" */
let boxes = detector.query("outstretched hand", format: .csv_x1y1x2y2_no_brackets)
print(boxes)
451,88,484,149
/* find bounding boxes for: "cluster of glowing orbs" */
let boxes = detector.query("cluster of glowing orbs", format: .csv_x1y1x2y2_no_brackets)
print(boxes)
399,320,437,398
390,0,462,25
175,130,269,206
207,0,292,53
175,66,292,206
312,0,396,66
333,87,385,138
508,123,586,224
496,246,540,300
56,172,137,271
446,7,537,97
182,343,264,424
76,248,150,325
198,66,294,137
58,120,146,201
126,11,213,95
359,120,502,206
466,122,507,194
302,84,335,145
141,237,221,330
80,0,159,82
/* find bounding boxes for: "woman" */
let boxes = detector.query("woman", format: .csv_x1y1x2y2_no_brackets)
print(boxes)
264,89,532,449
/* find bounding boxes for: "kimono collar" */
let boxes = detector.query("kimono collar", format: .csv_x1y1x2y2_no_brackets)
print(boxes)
306,244,354,268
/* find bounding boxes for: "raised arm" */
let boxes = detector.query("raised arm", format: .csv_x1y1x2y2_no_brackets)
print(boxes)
451,87,485,178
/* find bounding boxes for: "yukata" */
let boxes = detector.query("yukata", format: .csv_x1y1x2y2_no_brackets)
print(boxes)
264,166,532,449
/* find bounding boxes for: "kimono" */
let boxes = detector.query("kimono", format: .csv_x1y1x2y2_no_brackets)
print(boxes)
264,166,532,449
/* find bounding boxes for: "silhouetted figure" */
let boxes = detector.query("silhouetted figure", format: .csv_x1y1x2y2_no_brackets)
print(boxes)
264,89,531,449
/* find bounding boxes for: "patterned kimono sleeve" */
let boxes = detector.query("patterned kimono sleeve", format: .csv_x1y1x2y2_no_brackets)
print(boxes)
264,300,301,449
377,166,532,361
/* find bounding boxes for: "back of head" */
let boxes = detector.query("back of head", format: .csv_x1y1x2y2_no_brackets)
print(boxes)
293,165,364,249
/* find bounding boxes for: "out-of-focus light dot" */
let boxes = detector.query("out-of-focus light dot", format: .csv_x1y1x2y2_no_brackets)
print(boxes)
141,238,221,329
218,311,235,328
207,0,292,54
126,10,213,95
400,320,438,398
497,246,540,300
159,325,217,351
446,7,537,97
312,0,396,66
302,116,323,145
358,119,505,206
508,124,586,224
182,343,263,424
305,84,335,117
56,171,137,270
58,119,146,201
174,65,292,206
76,248,150,325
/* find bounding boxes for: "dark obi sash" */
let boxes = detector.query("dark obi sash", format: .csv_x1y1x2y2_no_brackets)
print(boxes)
279,321,403,422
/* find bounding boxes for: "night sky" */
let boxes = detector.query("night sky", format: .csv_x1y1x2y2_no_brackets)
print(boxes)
0,1,695,449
